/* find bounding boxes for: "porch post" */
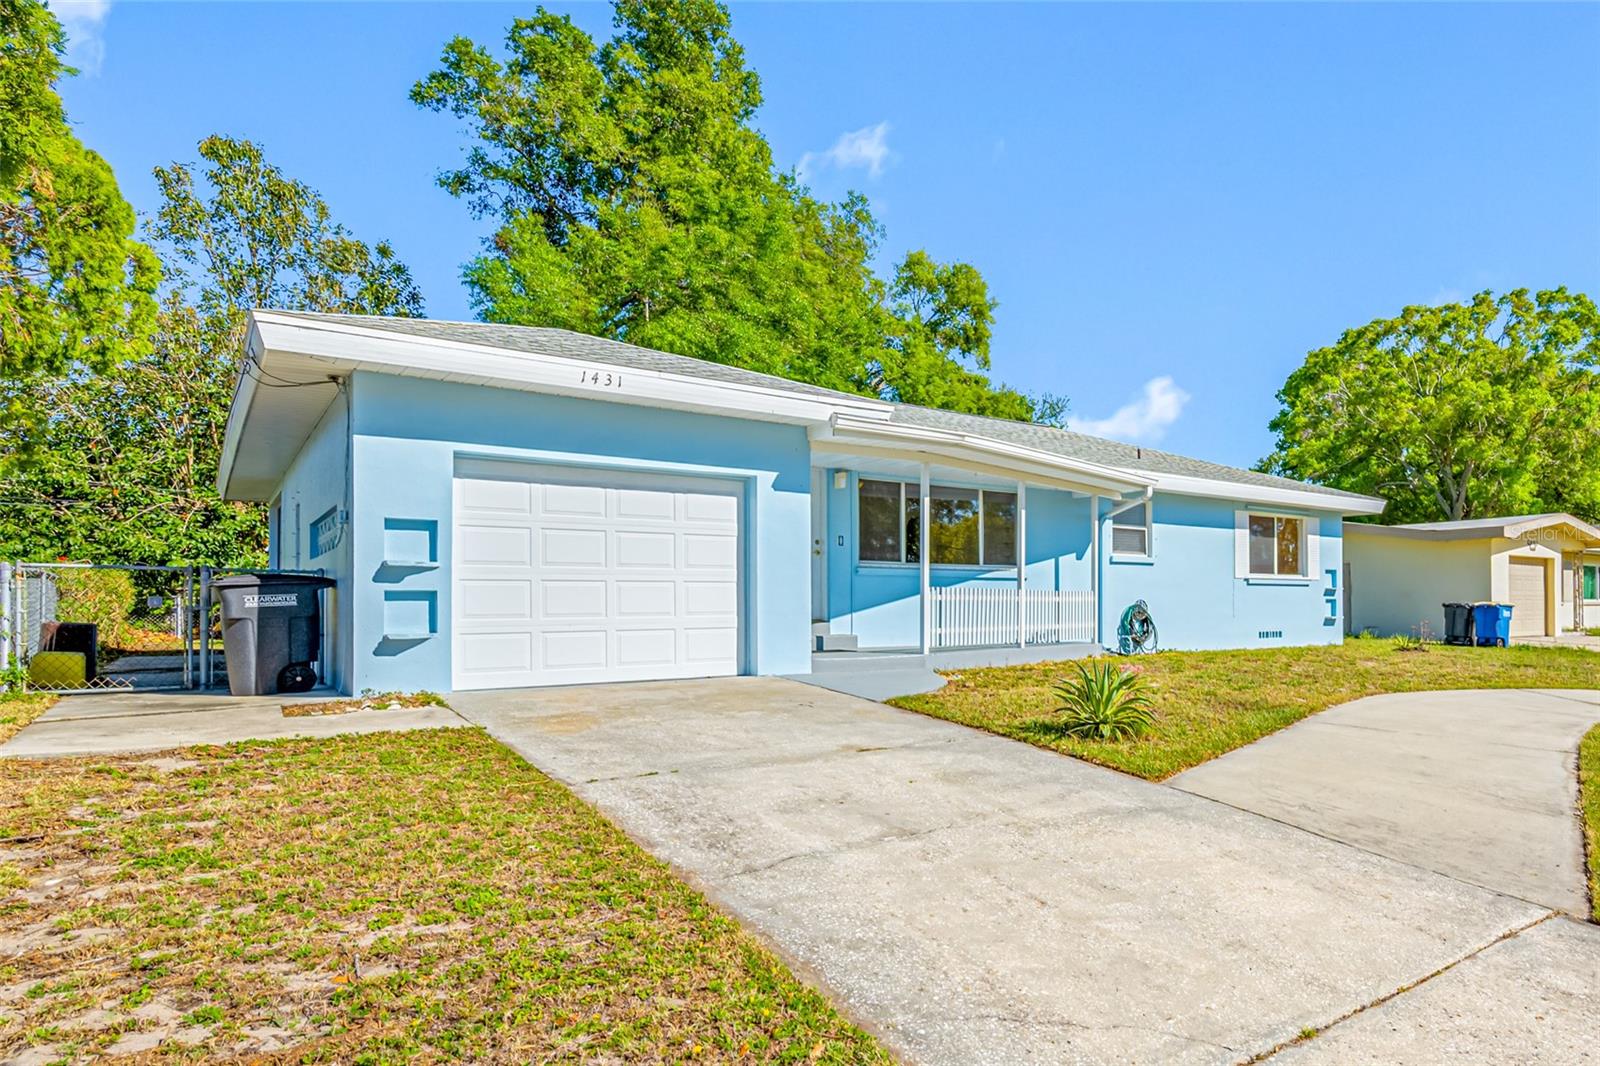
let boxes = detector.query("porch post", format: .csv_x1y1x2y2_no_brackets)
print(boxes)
1089,494,1101,646
1016,481,1027,648
919,463,931,655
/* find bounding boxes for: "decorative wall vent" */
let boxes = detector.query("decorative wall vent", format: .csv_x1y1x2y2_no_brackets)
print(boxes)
1258,629,1284,640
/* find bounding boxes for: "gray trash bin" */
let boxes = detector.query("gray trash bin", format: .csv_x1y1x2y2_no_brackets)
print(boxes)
213,573,335,696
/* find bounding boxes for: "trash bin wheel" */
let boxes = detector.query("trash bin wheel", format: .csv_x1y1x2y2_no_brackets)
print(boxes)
277,662,317,693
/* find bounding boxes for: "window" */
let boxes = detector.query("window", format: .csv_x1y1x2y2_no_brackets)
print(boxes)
1111,501,1149,556
857,479,1015,567
1585,564,1598,601
1248,513,1304,576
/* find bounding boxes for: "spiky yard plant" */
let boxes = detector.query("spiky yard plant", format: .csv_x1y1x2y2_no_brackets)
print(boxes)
1052,660,1157,740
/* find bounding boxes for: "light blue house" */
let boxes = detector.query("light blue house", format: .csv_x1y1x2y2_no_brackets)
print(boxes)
217,311,1385,695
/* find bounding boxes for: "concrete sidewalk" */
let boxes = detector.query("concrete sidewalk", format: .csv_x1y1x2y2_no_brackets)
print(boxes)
1171,688,1600,915
1,689,469,758
452,677,1600,1066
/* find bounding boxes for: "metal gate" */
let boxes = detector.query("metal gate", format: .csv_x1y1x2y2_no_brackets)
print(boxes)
2,563,196,692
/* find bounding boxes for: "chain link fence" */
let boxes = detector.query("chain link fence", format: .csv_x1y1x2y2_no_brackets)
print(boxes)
1,563,331,694
3,563,196,692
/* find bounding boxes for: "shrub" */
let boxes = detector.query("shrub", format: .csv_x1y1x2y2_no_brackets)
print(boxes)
1052,660,1157,740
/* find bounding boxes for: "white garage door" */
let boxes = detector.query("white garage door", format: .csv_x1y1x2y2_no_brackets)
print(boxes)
452,461,741,690
1508,557,1548,638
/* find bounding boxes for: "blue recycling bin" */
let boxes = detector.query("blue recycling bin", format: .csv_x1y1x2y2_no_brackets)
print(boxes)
1472,603,1513,647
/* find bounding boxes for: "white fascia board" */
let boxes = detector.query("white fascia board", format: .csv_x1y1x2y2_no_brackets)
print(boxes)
1142,471,1387,515
251,312,893,428
1505,514,1600,545
215,320,264,499
815,416,1153,496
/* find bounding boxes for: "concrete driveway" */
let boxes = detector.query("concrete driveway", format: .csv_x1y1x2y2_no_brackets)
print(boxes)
453,678,1600,1065
1,689,469,758
1172,688,1600,915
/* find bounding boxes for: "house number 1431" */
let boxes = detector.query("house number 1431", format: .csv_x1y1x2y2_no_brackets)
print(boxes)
580,370,622,388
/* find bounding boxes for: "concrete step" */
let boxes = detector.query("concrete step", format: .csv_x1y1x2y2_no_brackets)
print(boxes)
809,649,927,673
811,621,832,637
815,632,859,652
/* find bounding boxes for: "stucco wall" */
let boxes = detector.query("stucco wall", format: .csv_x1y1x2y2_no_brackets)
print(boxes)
343,371,812,694
267,393,353,691
1343,531,1489,638
1100,495,1345,650
821,470,1092,648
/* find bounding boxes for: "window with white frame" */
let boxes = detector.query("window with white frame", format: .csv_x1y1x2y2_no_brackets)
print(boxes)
1247,513,1305,576
857,479,1016,567
1110,501,1150,556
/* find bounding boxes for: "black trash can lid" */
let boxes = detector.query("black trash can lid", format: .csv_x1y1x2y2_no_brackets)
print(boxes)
213,572,335,589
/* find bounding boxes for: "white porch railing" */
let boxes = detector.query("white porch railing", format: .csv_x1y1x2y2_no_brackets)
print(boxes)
928,587,1096,649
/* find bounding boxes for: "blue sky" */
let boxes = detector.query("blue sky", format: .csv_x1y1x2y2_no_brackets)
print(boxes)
53,1,1600,470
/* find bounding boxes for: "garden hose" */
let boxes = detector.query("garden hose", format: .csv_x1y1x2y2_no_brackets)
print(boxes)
1118,599,1158,655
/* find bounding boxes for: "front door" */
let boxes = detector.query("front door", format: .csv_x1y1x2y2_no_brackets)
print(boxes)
810,468,828,623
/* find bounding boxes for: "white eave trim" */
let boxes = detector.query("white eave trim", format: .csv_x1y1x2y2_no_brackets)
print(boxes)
250,312,892,425
814,415,1154,496
1139,471,1386,515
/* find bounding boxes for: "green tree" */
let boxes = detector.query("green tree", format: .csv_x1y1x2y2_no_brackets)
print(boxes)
1,0,159,461
414,0,1047,419
0,136,424,565
1262,288,1600,523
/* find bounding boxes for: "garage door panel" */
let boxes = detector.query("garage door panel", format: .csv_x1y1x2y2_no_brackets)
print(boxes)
454,467,741,690
615,488,677,521
683,493,738,523
460,478,531,514
683,533,737,569
459,526,532,567
683,581,736,616
541,528,607,567
458,579,532,621
684,627,737,664
540,580,608,619
540,630,608,670
616,581,675,617
615,531,675,568
616,629,677,667
458,632,533,675
540,483,606,517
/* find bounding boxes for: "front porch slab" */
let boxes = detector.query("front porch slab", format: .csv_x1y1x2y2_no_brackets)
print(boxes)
788,642,1101,702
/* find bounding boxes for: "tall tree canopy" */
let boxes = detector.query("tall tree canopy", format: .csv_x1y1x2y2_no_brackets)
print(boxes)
1262,288,1600,523
0,136,424,565
413,0,1048,421
0,0,158,461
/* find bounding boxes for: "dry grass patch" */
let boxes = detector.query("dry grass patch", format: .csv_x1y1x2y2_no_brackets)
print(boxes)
282,691,449,718
1581,724,1600,923
0,692,56,747
0,729,889,1063
891,639,1600,781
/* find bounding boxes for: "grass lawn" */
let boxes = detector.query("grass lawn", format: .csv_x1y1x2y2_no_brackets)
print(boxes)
890,639,1600,781
0,729,889,1063
0,692,56,747
1581,724,1600,923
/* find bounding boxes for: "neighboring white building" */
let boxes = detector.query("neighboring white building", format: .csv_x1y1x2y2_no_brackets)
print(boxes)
1344,513,1600,640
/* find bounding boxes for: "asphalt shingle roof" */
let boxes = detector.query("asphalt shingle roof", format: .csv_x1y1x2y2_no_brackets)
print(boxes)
268,311,1377,504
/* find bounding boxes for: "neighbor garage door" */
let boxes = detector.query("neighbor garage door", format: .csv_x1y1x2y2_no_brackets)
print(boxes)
1508,557,1548,638
452,461,741,690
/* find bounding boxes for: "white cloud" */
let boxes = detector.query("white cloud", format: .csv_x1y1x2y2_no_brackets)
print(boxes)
51,0,112,75
797,121,892,183
1067,376,1190,444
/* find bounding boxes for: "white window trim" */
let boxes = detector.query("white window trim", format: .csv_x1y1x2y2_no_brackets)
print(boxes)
856,477,1018,570
1109,500,1153,560
1235,509,1319,582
